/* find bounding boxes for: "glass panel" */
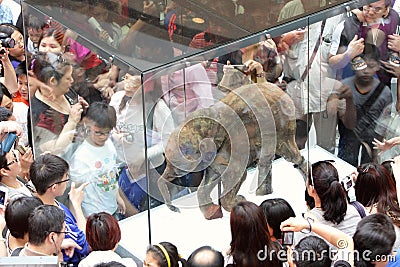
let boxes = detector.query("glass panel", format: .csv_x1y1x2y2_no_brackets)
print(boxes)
20,0,383,262
322,0,397,167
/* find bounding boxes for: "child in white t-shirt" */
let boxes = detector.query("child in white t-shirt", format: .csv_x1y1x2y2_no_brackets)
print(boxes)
69,101,125,218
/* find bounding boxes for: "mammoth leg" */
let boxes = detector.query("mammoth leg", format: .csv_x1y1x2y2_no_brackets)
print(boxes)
220,171,247,212
197,167,223,220
256,160,273,195
255,130,275,195
276,136,309,182
157,165,180,212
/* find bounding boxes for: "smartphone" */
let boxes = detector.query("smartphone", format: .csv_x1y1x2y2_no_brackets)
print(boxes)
0,186,9,208
1,132,17,156
281,231,294,246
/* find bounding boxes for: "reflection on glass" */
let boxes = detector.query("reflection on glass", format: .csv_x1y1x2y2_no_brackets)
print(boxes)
23,0,347,72
30,52,82,156
278,0,327,22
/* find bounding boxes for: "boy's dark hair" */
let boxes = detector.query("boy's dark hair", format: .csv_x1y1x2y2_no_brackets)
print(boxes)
94,262,127,267
353,213,395,267
294,236,331,267
360,44,380,63
28,205,65,246
187,246,224,267
5,196,43,239
30,154,69,195
0,106,13,122
15,62,27,78
85,101,116,129
27,14,46,30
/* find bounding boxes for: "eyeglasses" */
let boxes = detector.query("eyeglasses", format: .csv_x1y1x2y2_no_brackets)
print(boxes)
47,178,70,188
6,151,19,167
363,5,385,13
310,160,335,186
92,130,112,137
50,230,70,235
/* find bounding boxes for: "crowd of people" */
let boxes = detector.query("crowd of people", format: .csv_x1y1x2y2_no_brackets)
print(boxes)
0,0,400,266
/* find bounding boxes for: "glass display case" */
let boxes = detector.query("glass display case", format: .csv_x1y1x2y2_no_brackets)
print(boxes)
20,0,382,261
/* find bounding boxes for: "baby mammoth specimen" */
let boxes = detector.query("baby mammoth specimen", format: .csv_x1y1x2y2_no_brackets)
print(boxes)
158,82,308,220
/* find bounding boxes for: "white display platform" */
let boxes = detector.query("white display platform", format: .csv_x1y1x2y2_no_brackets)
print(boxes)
119,145,356,261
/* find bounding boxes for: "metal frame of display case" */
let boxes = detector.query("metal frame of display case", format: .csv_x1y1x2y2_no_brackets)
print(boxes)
23,0,375,75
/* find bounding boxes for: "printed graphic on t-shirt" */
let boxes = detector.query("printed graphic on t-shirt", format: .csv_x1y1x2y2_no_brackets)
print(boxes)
93,159,118,192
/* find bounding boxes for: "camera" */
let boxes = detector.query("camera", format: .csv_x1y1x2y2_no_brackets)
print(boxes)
281,231,294,246
341,175,354,192
1,132,17,156
0,32,15,49
16,144,28,155
0,186,8,208
341,175,356,202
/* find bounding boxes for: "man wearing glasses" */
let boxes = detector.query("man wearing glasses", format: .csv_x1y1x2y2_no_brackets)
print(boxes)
0,149,34,199
29,154,90,265
18,205,79,261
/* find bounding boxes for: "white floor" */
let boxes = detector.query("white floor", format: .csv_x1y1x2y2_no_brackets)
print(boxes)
118,145,356,260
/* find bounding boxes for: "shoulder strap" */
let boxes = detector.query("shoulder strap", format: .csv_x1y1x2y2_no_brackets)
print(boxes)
350,201,367,218
360,82,386,115
300,20,327,81
11,247,23,256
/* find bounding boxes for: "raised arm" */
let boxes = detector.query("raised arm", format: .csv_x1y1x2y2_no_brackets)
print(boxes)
281,216,354,266
0,49,18,94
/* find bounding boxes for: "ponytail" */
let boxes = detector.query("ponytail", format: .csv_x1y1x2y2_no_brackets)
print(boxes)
312,161,348,225
320,180,347,224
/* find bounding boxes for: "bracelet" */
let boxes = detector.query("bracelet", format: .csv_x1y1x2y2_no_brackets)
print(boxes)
300,216,314,234
256,71,266,78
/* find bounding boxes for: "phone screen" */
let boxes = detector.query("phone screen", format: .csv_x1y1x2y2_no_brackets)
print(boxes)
282,231,294,246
